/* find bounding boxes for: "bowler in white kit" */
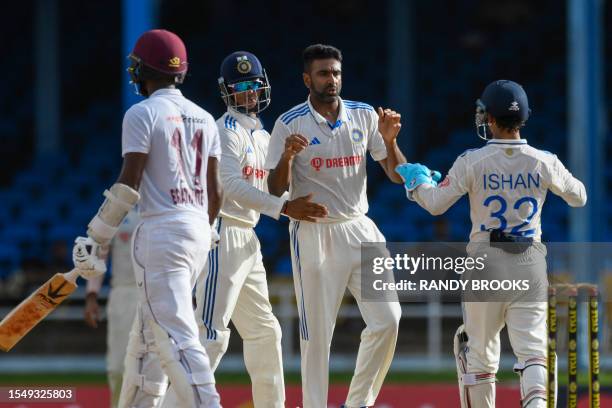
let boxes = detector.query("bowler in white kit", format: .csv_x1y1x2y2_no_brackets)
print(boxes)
71,29,222,408
397,80,587,408
266,44,407,408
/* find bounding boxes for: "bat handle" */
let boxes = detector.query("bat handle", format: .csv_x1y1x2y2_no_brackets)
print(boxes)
63,269,81,284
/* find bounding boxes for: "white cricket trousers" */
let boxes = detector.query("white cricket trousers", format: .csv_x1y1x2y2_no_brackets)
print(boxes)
460,244,549,408
463,244,548,371
289,216,401,408
121,215,220,408
195,217,285,407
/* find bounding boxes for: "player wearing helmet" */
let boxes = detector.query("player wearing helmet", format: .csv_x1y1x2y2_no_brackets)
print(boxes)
396,80,586,408
204,51,327,407
71,29,222,408
160,51,328,408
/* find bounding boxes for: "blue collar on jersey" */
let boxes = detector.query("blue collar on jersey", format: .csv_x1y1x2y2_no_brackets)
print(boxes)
486,139,528,145
307,96,350,128
226,107,262,131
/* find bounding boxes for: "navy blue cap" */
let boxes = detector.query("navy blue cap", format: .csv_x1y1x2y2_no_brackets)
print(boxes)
479,80,530,121
219,51,264,84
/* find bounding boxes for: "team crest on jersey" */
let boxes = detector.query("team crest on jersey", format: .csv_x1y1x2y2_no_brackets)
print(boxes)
351,129,364,143
311,157,323,171
236,55,252,74
168,57,181,68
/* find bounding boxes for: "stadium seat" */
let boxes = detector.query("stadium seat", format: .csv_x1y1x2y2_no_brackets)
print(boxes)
275,256,292,276
47,224,84,245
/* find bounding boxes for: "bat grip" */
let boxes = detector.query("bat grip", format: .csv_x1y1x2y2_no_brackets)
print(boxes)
63,269,81,284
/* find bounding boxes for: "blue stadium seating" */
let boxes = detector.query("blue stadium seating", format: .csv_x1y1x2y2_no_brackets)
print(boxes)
0,0,609,281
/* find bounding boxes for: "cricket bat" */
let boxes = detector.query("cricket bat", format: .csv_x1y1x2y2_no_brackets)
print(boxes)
0,269,80,352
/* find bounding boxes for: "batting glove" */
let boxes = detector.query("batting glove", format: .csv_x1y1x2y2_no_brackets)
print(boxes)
73,236,107,279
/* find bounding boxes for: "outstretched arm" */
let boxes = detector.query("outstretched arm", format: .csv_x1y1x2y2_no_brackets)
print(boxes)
397,158,468,216
412,182,465,216
220,133,326,220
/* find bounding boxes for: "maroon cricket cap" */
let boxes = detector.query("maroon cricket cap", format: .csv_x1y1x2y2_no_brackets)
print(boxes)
131,29,188,75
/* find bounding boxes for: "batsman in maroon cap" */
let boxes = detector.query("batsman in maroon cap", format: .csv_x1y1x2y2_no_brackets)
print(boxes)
70,29,223,407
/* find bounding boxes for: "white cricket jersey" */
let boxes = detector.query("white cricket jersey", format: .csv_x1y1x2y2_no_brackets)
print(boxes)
217,108,285,227
109,208,140,287
265,97,387,222
122,88,221,221
412,139,587,242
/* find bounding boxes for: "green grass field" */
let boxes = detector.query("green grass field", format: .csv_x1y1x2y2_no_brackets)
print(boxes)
1,371,610,386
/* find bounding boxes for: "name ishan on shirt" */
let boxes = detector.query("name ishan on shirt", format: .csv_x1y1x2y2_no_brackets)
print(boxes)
482,173,540,190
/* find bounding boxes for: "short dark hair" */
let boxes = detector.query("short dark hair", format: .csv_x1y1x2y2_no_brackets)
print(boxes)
302,44,342,72
493,115,526,132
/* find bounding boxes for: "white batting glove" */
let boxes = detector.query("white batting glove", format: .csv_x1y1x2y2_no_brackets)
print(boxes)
73,236,107,279
210,227,220,250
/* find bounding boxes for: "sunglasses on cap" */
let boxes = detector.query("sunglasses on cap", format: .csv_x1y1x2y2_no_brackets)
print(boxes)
229,79,264,92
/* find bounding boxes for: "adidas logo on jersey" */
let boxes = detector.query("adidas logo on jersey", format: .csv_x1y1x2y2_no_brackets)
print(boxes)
309,137,321,145
246,146,254,154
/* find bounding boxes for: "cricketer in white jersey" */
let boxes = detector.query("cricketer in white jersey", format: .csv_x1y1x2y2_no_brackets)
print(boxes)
397,80,587,408
69,30,223,408
84,208,140,408
266,44,407,408
119,93,221,408
164,51,325,408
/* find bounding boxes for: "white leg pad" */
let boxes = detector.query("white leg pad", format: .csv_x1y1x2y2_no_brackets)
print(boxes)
150,322,220,407
454,325,496,408
514,358,548,408
149,321,198,408
118,317,167,408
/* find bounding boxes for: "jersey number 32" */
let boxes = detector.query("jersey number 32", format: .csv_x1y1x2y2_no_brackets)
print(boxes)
480,195,538,237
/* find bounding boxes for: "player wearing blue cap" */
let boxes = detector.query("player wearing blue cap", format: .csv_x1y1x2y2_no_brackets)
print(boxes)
396,80,587,408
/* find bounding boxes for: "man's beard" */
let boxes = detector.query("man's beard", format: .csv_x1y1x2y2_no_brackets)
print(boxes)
311,84,340,103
